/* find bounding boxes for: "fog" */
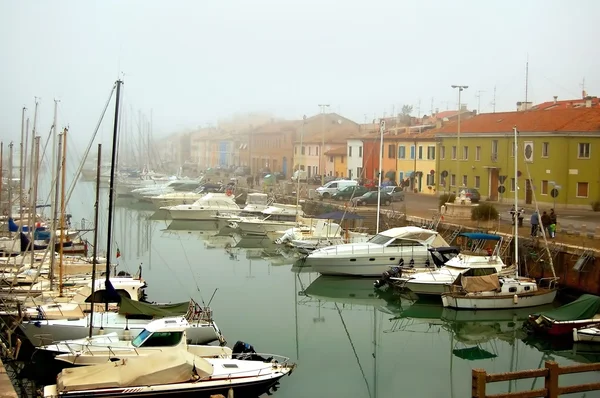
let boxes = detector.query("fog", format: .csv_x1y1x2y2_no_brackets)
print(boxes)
1,0,598,148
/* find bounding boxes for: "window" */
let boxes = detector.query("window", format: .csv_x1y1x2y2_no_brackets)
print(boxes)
451,146,457,160
301,146,305,155
410,145,415,159
426,173,434,186
359,146,362,157
491,140,498,161
341,156,345,164
329,156,333,163
463,146,468,161
348,169,353,179
316,146,319,156
510,178,515,192
294,147,297,155
577,182,589,198
450,174,456,186
475,146,481,161
474,176,480,188
462,175,467,187
309,147,312,155
541,180,548,195
357,167,362,177
578,143,590,158
510,142,515,157
348,146,353,156
418,146,423,160
440,146,446,160
388,144,395,159
542,142,549,157
427,146,435,160
398,146,406,159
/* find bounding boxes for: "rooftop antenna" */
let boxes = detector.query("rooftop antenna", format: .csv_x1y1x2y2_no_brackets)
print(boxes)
491,86,497,113
524,57,529,109
416,99,421,118
475,90,485,113
430,97,434,115
580,77,586,98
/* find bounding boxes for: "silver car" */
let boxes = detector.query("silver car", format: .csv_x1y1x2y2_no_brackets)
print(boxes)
382,186,405,201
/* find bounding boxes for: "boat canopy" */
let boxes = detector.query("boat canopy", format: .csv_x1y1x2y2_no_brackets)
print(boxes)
534,294,600,321
451,273,500,293
118,297,190,319
459,232,501,241
56,350,213,392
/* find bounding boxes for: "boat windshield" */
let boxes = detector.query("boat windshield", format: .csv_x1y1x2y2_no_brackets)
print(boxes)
367,234,394,245
132,330,184,348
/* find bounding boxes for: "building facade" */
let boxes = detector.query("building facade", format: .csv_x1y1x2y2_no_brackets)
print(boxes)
346,139,364,180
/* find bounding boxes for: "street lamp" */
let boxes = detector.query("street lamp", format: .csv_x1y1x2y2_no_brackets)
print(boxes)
451,85,468,190
318,104,330,185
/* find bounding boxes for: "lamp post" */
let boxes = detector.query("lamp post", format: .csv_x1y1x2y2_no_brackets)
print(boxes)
451,85,468,190
318,104,330,185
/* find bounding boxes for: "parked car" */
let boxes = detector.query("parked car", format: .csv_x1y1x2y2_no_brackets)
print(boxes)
381,186,405,202
331,185,371,201
316,180,358,199
453,187,481,203
351,191,392,206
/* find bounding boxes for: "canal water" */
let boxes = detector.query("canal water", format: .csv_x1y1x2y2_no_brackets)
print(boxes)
17,181,600,398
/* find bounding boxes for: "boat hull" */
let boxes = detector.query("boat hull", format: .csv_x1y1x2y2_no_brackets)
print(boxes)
573,326,600,343
167,209,234,221
236,221,297,237
44,373,289,398
20,320,220,347
402,280,449,296
442,289,557,310
306,253,432,277
527,317,600,337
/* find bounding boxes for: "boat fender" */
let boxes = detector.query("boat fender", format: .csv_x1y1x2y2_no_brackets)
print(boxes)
513,294,518,304
398,258,404,267
409,258,415,267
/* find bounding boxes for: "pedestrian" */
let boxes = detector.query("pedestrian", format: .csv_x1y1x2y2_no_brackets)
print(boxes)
541,211,551,237
549,208,557,238
530,211,540,237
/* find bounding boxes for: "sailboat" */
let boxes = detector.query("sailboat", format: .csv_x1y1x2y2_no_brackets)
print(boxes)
441,127,558,310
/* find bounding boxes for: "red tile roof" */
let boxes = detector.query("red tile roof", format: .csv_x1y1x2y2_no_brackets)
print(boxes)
531,97,599,111
325,146,347,156
431,108,600,135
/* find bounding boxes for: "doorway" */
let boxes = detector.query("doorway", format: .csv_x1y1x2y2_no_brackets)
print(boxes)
489,169,499,201
525,179,533,204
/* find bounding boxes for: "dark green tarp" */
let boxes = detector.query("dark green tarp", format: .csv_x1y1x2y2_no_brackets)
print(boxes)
118,297,190,318
453,347,497,361
535,294,600,321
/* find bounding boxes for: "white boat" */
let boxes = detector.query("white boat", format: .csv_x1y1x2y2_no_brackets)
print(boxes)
20,296,223,347
304,226,449,277
150,190,205,208
441,127,558,310
277,220,370,254
395,232,509,296
163,193,241,221
230,204,305,237
573,324,600,343
43,344,295,398
133,180,201,202
38,317,232,367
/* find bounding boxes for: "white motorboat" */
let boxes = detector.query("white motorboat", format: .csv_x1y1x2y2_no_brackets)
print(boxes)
230,204,305,237
150,190,205,208
43,342,295,398
20,296,223,347
573,324,600,343
133,180,201,202
304,226,449,277
38,317,231,367
394,232,510,296
276,220,370,254
163,193,241,221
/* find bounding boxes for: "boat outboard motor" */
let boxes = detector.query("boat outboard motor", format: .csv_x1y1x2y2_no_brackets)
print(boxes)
374,266,402,289
232,341,269,362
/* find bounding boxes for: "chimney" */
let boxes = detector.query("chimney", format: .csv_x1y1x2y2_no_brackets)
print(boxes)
553,96,558,104
516,101,533,112
585,96,592,108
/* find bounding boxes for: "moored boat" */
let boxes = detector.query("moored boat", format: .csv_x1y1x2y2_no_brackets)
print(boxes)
526,294,600,337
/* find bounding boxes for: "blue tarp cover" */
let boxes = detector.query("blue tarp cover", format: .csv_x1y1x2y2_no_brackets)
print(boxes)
459,232,501,241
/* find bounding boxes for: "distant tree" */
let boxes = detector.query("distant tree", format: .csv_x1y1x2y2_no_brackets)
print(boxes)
401,104,413,116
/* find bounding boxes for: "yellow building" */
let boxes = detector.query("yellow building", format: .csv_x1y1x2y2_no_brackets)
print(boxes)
392,129,439,194
325,146,347,178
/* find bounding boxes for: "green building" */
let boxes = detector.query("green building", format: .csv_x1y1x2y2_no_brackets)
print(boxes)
432,107,600,208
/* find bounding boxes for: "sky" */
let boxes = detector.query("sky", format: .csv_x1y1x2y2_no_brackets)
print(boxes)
1,0,598,149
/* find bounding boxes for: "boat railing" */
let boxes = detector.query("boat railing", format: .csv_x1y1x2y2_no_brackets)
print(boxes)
185,299,213,323
538,276,560,289
210,353,294,380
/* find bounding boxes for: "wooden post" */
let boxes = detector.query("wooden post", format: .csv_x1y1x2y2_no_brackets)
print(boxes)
472,368,487,398
545,361,559,398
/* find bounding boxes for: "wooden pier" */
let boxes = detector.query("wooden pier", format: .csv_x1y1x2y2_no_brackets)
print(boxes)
0,359,17,398
472,360,600,397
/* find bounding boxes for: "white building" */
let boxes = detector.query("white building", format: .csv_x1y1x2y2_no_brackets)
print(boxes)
346,139,364,180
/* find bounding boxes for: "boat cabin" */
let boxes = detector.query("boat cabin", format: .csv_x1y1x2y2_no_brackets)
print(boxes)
131,317,188,348
367,227,447,248
260,204,303,222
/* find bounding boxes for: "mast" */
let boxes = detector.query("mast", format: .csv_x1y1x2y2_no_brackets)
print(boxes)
513,126,519,279
0,142,3,219
19,107,26,209
7,143,13,237
30,136,40,266
375,120,385,234
105,80,123,310
89,144,102,338
20,117,29,228
48,100,60,290
59,128,68,297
